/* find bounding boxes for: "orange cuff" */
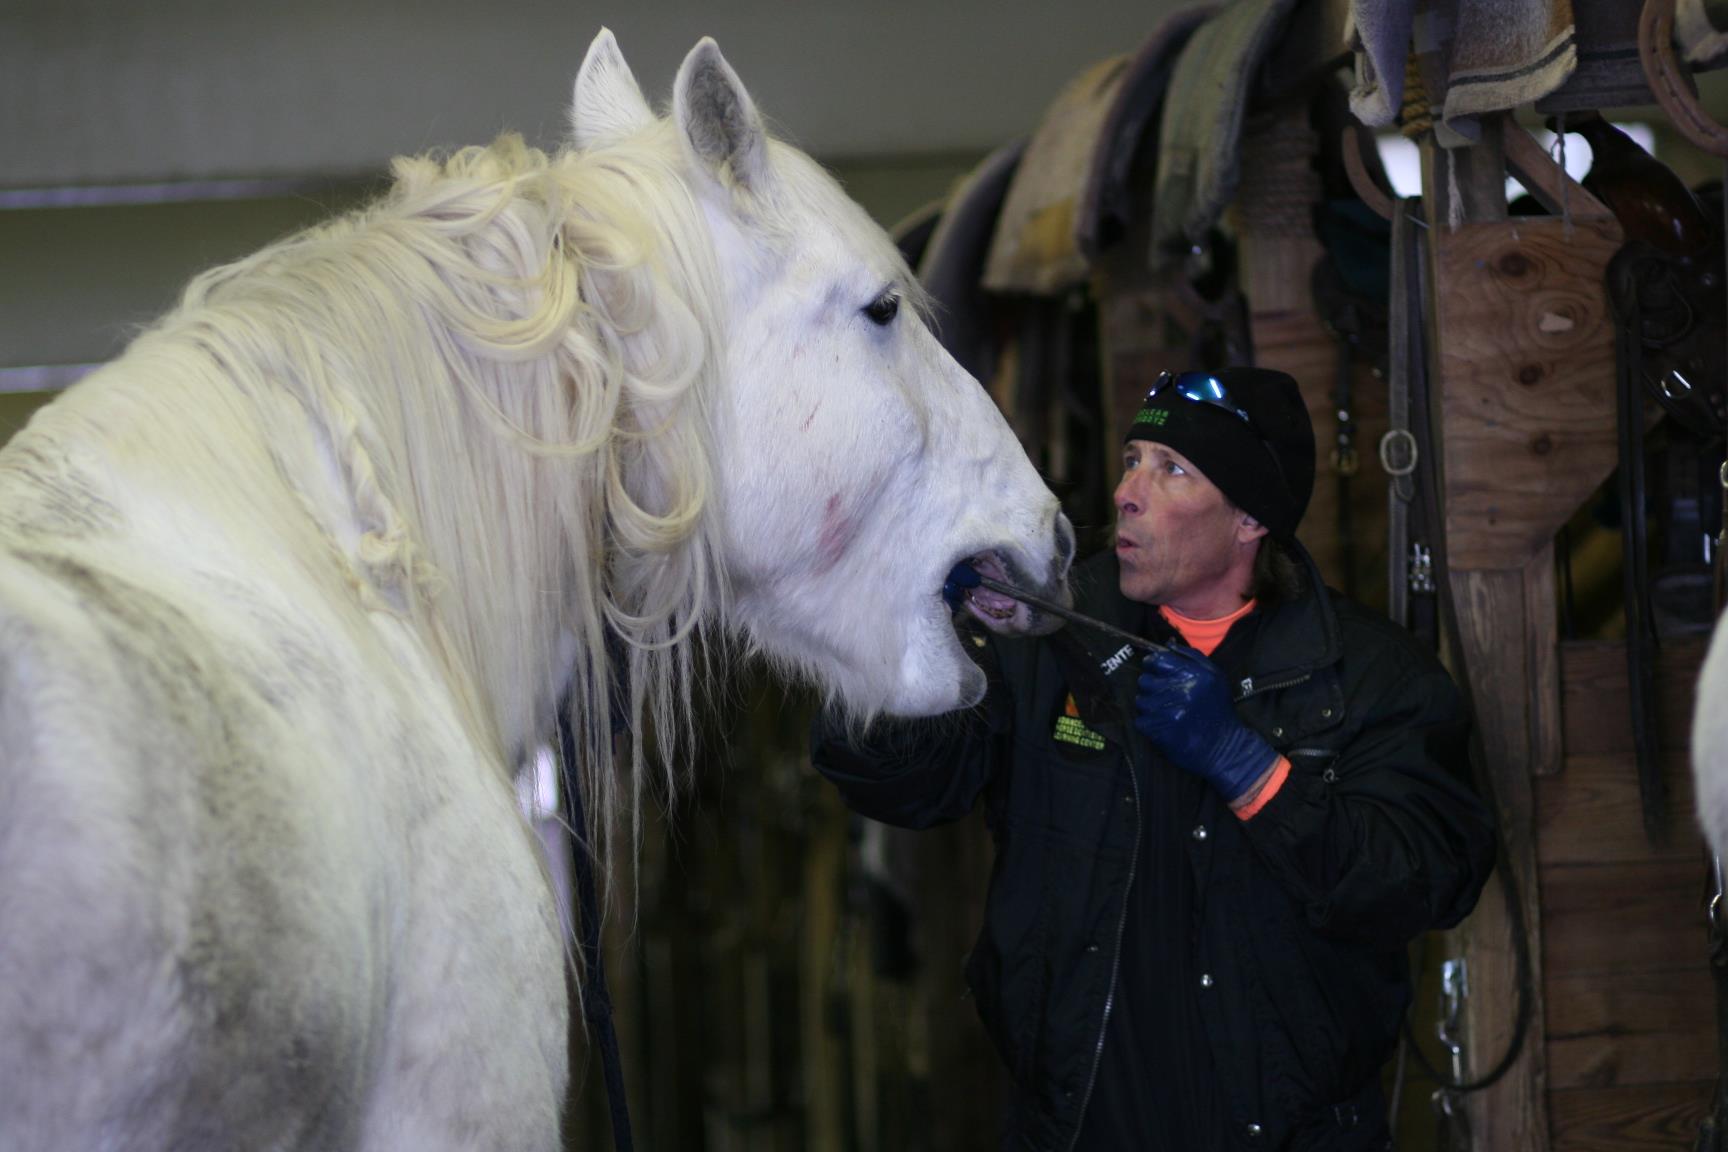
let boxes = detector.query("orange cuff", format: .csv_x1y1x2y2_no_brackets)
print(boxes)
1232,755,1291,821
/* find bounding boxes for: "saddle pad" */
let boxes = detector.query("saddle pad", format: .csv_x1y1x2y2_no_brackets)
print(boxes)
1077,5,1218,264
889,198,944,269
981,55,1131,296
1150,0,1303,267
917,138,1027,379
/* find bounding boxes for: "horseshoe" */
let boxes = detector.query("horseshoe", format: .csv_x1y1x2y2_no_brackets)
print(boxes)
1640,0,1728,158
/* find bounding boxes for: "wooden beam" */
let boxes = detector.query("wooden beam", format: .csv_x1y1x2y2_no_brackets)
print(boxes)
800,792,848,1152
1423,123,1559,1152
1546,637,1709,868
1430,215,1625,569
1549,1079,1716,1150
1546,966,1717,1089
1446,568,1551,1152
1503,122,1615,221
1538,754,1701,866
1526,543,1563,777
1557,639,1707,764
1544,856,1714,978
1421,120,1510,227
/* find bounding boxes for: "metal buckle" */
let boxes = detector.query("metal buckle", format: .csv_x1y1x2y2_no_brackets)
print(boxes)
1379,428,1419,477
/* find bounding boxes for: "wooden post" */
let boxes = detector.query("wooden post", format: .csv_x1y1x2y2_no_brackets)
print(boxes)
1422,117,1624,1152
1525,543,1563,779
801,789,848,1151
1447,566,1550,1150
1233,100,1394,608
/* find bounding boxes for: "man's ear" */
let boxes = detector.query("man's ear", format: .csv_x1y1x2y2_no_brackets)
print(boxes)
1237,513,1270,545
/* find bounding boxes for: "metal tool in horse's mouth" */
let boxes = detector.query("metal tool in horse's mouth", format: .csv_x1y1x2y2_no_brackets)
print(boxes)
972,575,1169,655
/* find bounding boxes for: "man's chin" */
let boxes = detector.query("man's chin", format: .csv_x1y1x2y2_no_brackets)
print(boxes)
1116,570,1160,606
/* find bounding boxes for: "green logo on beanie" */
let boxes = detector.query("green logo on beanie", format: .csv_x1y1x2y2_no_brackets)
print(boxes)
1132,407,1168,426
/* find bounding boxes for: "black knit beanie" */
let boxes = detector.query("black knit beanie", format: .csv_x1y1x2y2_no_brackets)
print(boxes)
1123,366,1316,540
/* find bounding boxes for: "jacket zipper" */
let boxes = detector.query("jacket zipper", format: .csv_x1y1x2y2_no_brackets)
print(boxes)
1233,669,1312,701
1066,749,1142,1151
1061,667,1312,1144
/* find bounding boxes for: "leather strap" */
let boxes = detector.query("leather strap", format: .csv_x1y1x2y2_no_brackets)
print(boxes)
1616,302,1669,844
1384,198,1438,650
557,710,635,1152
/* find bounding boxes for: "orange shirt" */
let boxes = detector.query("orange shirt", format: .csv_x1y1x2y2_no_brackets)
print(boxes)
1157,600,1257,657
1155,599,1288,820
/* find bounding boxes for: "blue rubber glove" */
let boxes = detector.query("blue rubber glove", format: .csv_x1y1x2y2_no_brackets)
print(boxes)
943,560,981,611
1133,647,1278,804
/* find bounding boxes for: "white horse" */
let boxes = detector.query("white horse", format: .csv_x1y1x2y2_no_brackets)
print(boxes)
0,30,1071,1151
1695,620,1728,858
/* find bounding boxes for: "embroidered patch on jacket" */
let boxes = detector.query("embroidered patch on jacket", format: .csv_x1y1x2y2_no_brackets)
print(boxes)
1053,693,1107,750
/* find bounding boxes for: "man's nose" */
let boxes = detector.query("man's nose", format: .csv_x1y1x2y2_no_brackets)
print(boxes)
1114,478,1139,518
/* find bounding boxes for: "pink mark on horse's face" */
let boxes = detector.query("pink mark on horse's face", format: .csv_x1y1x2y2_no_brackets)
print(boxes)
816,493,854,574
800,399,823,433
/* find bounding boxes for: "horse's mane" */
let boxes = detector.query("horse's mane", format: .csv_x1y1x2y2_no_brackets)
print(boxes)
126,129,730,864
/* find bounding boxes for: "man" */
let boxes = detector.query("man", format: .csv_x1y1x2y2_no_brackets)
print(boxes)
810,366,1495,1150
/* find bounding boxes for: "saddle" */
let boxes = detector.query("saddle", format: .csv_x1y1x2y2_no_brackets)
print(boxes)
915,139,1026,384
910,10,1219,534
888,198,943,273
981,5,1216,295
1149,0,1303,268
1576,110,1728,844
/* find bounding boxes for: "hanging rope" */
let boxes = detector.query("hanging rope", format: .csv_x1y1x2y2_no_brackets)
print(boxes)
1398,50,1463,230
1233,106,1322,238
1399,52,1434,140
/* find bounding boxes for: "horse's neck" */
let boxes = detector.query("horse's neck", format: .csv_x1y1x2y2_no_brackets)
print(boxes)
2,355,342,592
6,341,542,762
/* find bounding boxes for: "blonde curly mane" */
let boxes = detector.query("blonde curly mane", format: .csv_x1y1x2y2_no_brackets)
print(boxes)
134,130,728,864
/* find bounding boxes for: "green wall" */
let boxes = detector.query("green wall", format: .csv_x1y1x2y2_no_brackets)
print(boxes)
0,153,981,448
0,155,978,376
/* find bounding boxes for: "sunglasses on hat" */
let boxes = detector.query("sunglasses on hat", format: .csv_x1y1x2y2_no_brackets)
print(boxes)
1140,370,1289,489
1146,371,1256,429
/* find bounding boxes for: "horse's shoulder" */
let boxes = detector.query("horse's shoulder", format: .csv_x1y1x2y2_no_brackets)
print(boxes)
0,540,124,693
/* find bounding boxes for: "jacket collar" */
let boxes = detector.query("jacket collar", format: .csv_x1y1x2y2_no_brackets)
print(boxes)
1065,539,1342,685
1228,538,1342,685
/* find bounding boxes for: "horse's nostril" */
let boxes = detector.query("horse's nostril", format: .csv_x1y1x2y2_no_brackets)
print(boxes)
1053,515,1076,569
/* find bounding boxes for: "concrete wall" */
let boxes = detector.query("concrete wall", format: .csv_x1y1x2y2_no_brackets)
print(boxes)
0,150,981,445
3,1,1155,188
0,153,976,373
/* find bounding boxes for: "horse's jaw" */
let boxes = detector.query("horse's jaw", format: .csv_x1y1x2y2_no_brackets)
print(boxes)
787,514,1071,721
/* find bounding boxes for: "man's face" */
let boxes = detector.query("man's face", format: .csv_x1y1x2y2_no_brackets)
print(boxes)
1113,439,1265,611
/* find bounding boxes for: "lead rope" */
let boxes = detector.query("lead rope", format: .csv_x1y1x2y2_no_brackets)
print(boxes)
558,708,635,1152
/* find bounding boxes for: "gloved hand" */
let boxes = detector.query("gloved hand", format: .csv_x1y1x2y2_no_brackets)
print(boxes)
1134,646,1277,804
943,560,981,611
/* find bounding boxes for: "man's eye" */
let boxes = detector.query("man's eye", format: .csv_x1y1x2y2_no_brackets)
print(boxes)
863,292,900,326
1164,460,1186,475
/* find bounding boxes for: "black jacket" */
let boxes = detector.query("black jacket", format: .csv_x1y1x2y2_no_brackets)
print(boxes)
811,546,1496,1151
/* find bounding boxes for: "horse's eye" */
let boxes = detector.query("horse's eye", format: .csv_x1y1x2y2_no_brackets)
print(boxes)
863,292,900,326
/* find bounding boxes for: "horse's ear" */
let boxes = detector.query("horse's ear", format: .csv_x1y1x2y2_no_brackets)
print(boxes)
673,38,769,193
571,27,654,149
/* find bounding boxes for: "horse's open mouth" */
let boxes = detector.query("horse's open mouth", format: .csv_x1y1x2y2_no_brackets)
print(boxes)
958,551,1021,621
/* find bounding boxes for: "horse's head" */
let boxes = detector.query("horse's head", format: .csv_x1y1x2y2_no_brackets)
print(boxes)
572,30,1073,718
